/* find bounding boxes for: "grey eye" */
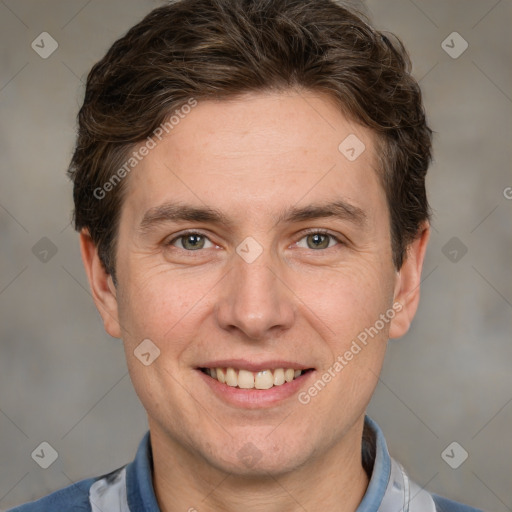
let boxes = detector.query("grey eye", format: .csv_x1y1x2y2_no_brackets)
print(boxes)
172,233,213,251
296,233,338,250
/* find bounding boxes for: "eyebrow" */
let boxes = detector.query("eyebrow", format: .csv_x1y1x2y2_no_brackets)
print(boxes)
138,199,367,235
138,203,234,234
274,200,367,228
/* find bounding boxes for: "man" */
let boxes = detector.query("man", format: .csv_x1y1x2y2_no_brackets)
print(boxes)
9,0,483,510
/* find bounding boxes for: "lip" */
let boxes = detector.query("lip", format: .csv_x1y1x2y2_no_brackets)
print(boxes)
196,365,316,409
197,359,312,372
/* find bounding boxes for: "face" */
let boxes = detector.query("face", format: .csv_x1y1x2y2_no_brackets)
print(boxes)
83,90,427,477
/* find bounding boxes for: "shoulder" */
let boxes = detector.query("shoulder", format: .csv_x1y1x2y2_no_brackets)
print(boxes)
433,493,485,512
5,478,94,512
5,468,124,512
6,434,147,512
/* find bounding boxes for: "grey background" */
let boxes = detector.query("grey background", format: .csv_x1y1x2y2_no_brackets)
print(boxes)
0,0,511,510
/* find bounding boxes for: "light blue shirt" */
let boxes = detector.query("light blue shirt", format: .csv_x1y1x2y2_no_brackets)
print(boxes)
7,416,483,511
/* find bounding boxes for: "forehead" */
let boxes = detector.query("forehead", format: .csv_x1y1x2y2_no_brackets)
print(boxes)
123,90,385,223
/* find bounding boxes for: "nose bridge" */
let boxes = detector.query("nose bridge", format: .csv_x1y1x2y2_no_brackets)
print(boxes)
215,246,294,340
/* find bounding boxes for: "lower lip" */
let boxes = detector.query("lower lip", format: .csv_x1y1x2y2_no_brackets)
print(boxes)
196,369,315,409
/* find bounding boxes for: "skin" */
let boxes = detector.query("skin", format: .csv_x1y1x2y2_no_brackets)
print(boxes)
81,90,429,512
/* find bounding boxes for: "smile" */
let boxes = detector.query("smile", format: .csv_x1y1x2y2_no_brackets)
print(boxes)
199,367,313,389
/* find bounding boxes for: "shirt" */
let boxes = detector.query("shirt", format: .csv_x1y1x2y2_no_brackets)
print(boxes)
7,416,483,512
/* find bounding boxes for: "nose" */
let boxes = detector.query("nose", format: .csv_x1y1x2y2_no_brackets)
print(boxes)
214,250,295,341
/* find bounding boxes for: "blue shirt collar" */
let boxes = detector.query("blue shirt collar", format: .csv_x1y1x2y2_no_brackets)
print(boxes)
126,415,392,511
356,415,392,511
126,430,160,511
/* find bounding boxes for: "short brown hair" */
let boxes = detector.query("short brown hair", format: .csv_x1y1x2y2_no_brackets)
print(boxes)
68,0,432,280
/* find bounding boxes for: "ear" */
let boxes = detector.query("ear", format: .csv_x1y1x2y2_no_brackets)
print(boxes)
388,223,430,339
79,229,122,339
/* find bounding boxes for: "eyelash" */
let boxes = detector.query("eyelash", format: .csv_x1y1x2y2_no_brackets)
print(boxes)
166,229,343,251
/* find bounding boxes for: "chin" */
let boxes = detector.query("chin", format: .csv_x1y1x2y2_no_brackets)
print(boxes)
202,433,314,477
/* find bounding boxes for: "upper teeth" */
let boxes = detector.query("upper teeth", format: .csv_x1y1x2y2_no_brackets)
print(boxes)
204,367,304,389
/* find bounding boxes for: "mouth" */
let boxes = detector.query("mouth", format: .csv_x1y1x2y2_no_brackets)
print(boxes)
198,366,314,390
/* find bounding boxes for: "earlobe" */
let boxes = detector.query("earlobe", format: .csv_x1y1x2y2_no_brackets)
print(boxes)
388,223,430,339
79,229,122,339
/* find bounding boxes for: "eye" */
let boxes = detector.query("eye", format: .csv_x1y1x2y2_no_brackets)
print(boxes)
296,230,341,250
169,232,214,251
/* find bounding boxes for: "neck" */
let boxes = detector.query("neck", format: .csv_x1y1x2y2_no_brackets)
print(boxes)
150,416,370,512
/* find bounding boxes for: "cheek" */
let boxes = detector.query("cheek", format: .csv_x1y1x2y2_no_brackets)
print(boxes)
116,262,220,350
288,261,395,416
293,267,393,425
289,259,395,339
